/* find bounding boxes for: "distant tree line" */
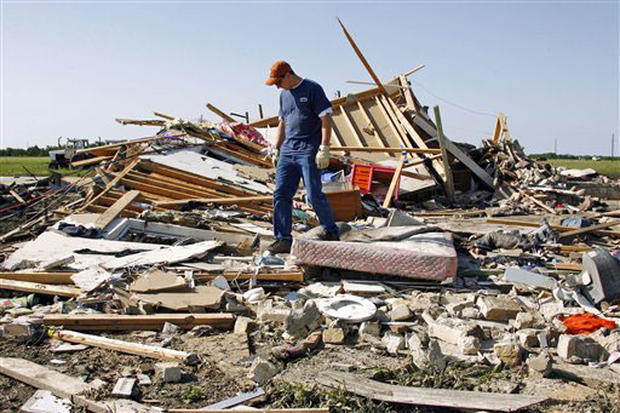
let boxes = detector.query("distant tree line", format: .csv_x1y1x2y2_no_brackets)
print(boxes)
531,153,617,160
0,145,62,157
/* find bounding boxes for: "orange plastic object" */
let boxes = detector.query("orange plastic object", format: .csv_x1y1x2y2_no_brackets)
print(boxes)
351,164,400,200
560,313,616,335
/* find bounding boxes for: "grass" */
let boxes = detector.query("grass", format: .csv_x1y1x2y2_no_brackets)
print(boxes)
0,156,50,176
544,159,620,178
0,156,84,177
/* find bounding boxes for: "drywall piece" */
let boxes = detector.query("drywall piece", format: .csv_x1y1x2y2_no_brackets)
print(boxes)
135,285,225,311
70,265,112,292
103,240,221,269
130,268,188,293
504,267,558,290
19,390,72,413
292,232,457,281
317,371,547,412
3,231,162,271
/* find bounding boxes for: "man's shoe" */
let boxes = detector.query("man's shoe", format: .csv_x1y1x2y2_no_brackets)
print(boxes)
322,232,340,241
267,239,292,254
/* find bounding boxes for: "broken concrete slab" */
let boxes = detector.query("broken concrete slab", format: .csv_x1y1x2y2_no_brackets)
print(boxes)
111,377,137,398
284,300,321,337
494,338,523,367
323,328,346,345
476,295,521,321
234,316,256,335
389,303,412,321
527,352,552,377
248,357,279,384
155,362,181,383
382,332,405,354
556,334,607,363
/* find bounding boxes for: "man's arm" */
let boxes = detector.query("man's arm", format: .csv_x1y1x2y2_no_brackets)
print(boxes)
274,119,286,149
320,115,332,146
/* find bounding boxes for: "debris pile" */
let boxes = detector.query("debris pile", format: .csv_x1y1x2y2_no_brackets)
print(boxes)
1,23,619,413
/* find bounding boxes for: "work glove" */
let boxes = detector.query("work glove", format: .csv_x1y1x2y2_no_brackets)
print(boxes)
315,145,330,169
271,148,280,168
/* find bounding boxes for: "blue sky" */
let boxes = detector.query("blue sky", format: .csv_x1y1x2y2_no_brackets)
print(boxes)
2,1,618,155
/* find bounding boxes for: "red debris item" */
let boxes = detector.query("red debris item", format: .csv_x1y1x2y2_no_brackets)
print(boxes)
560,313,616,335
218,122,269,147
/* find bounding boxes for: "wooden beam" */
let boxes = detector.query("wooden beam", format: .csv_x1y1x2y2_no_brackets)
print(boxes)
375,95,410,149
0,279,81,298
356,100,392,150
433,106,455,201
0,272,74,284
206,103,235,122
43,313,235,331
486,217,620,238
404,154,442,168
94,190,140,230
443,138,495,188
80,158,139,211
339,106,367,148
337,18,388,96
56,330,198,364
194,271,304,283
155,195,274,207
330,147,440,153
558,219,620,239
71,156,112,168
153,111,174,120
382,156,405,208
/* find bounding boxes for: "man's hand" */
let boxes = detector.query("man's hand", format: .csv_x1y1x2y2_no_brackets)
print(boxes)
271,148,280,168
315,145,330,169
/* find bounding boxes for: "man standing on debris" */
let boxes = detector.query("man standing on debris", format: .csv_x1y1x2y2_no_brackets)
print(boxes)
265,60,339,254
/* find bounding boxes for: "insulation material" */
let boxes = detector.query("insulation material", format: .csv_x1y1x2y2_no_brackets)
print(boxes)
292,232,457,281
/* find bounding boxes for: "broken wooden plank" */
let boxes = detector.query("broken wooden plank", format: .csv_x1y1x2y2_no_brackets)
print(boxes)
0,272,75,284
94,190,140,230
55,330,198,364
0,279,81,298
71,156,112,168
486,218,620,238
433,106,455,201
80,157,140,211
382,157,405,208
317,371,547,412
193,271,304,283
8,189,25,204
330,147,440,153
155,195,275,207
43,313,235,331
0,357,91,399
206,103,236,122
558,219,620,239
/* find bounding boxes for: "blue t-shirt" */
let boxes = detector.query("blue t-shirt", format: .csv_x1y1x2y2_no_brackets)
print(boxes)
278,79,332,155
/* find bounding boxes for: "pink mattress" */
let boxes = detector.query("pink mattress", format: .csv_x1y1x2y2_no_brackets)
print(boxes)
292,232,457,281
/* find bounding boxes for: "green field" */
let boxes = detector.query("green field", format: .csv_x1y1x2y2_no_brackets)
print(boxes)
0,156,50,176
545,159,620,179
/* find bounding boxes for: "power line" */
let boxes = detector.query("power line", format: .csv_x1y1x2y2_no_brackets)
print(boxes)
411,80,497,118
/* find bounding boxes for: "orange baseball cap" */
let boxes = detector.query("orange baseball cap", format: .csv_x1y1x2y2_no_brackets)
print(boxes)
265,61,291,85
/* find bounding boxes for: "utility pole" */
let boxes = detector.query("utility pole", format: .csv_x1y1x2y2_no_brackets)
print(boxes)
612,133,615,158
554,138,558,155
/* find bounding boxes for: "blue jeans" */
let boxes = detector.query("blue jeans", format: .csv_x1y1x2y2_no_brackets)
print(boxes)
273,153,338,241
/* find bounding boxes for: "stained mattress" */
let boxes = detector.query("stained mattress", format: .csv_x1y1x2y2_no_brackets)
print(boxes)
292,232,457,281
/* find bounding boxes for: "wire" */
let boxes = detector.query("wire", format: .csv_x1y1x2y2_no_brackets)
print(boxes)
411,80,497,118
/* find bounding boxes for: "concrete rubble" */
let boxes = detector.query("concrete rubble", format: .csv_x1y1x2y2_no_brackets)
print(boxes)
1,24,619,412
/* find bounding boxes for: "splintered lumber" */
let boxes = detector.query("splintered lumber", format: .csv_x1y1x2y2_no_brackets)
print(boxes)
382,157,405,208
155,195,274,207
80,157,139,211
317,371,547,412
71,155,112,168
94,190,140,229
433,106,455,201
55,330,198,364
0,271,75,284
206,103,236,122
0,279,81,298
115,118,166,127
558,219,620,239
0,357,91,399
0,358,156,413
337,18,387,97
43,313,235,331
330,147,440,153
154,111,175,120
